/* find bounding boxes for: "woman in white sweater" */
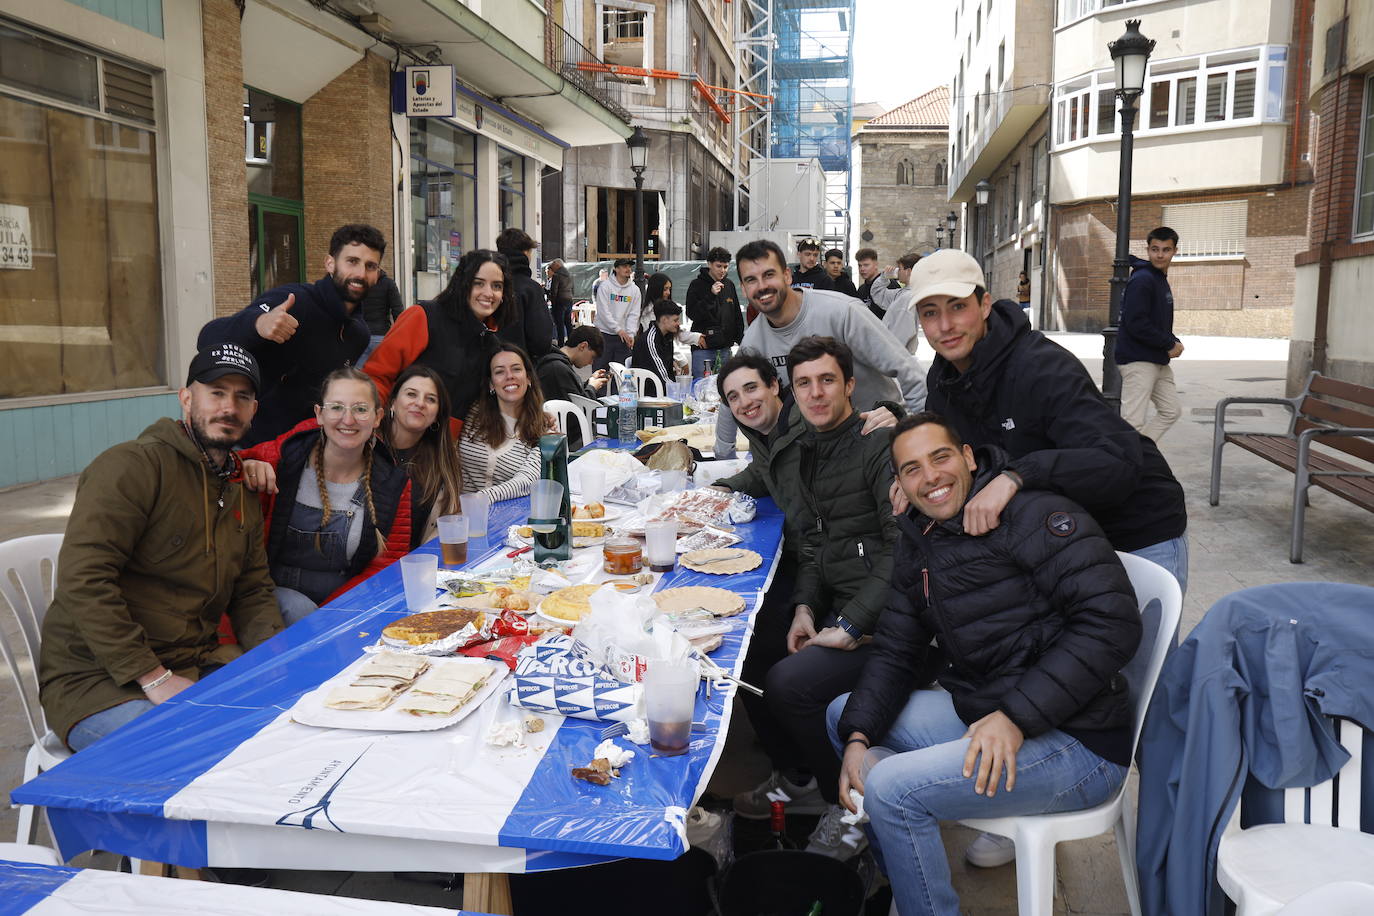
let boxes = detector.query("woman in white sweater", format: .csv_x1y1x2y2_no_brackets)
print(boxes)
458,343,544,502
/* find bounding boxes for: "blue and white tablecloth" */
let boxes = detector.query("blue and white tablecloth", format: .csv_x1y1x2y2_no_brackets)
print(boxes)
0,858,479,914
12,496,783,875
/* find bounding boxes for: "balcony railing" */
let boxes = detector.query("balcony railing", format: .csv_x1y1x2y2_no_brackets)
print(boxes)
547,20,634,124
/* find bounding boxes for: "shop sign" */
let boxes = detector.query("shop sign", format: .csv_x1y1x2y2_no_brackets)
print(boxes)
0,204,32,270
404,65,455,118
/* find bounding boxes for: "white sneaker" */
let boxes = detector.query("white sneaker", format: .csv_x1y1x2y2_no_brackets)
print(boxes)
732,771,828,819
964,830,1016,867
804,804,869,861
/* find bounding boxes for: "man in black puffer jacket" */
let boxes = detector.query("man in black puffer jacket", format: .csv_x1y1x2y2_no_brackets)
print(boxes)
495,228,555,358
828,413,1141,915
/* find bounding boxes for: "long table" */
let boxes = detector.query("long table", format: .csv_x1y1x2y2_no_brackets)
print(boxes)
12,493,782,912
1,858,489,914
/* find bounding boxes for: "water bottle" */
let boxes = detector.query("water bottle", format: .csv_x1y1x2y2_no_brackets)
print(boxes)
618,369,638,441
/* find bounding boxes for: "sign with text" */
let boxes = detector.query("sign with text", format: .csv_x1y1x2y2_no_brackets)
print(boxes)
0,204,32,270
404,65,455,118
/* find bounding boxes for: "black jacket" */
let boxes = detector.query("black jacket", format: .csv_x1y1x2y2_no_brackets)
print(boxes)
829,273,859,298
790,264,832,291
498,250,555,359
838,448,1141,765
413,298,503,425
926,299,1186,552
858,277,898,320
1114,255,1178,366
684,268,744,350
360,270,404,336
716,393,810,556
548,265,574,306
536,350,592,449
630,320,677,392
197,275,369,446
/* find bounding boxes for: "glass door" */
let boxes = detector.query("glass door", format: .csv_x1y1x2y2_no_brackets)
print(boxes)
249,196,304,299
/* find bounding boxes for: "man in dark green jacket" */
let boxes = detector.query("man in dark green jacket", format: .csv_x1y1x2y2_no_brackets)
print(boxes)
714,338,899,860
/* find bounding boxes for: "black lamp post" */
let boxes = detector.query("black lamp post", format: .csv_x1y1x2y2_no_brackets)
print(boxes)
974,179,991,262
935,224,945,248
946,211,959,250
1102,19,1154,410
626,126,649,290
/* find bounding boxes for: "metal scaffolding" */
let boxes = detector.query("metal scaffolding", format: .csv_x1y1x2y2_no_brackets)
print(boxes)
733,0,855,247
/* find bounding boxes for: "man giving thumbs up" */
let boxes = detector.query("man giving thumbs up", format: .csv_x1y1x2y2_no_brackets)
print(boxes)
198,224,385,445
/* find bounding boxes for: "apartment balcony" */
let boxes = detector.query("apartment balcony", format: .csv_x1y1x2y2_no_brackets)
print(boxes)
949,82,1050,203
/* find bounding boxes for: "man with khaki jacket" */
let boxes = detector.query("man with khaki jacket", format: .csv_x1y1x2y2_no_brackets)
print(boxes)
40,344,285,751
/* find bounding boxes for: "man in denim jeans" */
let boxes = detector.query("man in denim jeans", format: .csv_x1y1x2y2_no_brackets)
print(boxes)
829,413,1141,916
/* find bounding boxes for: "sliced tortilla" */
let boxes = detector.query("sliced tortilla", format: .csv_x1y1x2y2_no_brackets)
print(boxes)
399,693,469,717
358,652,431,678
323,684,397,711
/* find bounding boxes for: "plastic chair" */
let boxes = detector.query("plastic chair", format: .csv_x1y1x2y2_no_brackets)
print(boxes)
0,842,63,865
1217,718,1374,915
1274,881,1374,915
0,534,71,844
958,551,1182,916
543,399,592,446
628,367,663,399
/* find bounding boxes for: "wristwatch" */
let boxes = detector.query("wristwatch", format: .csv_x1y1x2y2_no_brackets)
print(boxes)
825,615,865,642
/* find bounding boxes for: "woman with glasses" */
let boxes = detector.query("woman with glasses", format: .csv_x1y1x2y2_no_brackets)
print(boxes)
379,364,463,547
364,249,516,436
240,367,416,624
458,344,544,503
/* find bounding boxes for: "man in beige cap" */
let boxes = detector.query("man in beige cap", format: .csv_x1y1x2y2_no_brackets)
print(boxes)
904,248,1188,869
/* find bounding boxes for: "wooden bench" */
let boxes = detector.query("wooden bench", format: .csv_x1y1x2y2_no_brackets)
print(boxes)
1210,371,1374,563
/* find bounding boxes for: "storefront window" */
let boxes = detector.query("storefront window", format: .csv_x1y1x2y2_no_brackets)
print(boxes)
411,119,477,299
498,145,525,234
0,23,163,398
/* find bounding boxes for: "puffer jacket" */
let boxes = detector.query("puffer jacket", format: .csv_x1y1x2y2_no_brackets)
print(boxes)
927,298,1186,552
39,418,283,744
499,250,555,358
789,411,897,634
838,446,1141,764
240,419,416,602
715,392,810,558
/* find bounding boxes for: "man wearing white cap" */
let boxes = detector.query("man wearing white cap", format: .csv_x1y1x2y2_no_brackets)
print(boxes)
904,248,1188,869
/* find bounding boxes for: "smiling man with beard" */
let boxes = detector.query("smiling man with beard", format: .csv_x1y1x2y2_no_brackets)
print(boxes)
39,344,285,752
198,224,384,445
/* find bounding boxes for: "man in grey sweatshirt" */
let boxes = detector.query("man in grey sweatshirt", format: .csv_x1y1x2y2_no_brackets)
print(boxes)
714,240,927,457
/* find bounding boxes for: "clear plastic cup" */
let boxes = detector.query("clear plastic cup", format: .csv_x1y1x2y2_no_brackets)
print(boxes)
399,554,438,611
460,492,490,539
580,468,607,505
530,479,565,519
437,515,468,567
643,659,698,756
659,469,687,492
644,519,678,572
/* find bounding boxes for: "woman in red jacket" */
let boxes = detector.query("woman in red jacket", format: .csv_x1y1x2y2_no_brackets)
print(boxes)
240,367,416,624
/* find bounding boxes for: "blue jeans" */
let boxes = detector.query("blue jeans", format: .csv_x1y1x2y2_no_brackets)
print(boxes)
357,334,385,369
1129,530,1189,597
68,699,155,751
826,690,1125,916
276,586,321,626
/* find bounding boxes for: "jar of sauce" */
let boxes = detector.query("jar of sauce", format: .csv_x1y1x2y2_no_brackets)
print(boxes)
603,537,643,575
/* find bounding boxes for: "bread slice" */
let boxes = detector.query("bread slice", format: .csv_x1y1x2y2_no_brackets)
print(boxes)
324,684,398,711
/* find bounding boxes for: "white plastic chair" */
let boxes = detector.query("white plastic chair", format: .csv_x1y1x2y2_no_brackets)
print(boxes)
1217,718,1374,915
627,367,663,398
543,399,593,446
958,551,1182,916
0,842,62,865
0,534,71,844
1275,881,1374,915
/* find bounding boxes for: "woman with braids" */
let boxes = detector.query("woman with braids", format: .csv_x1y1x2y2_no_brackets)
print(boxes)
458,344,544,503
364,249,516,435
378,364,463,546
240,367,415,625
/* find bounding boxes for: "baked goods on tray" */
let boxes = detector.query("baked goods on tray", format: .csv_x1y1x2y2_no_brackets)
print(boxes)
652,586,746,618
399,665,491,716
573,502,606,519
540,583,604,622
382,608,486,646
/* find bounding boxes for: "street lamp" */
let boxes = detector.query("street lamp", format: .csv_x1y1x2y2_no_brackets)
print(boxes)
975,179,991,207
946,210,959,250
974,180,991,261
625,125,649,289
1102,19,1155,410
935,223,945,248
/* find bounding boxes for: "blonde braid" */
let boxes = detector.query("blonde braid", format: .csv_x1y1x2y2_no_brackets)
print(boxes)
312,432,331,554
361,437,386,554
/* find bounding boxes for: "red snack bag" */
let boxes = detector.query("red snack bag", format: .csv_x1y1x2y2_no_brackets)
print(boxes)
459,631,543,670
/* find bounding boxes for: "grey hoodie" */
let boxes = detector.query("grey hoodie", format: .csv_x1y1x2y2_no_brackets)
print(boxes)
714,288,927,456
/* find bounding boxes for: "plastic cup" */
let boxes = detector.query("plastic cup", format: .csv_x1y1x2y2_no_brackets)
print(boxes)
400,554,438,611
460,492,490,539
530,479,565,519
581,468,607,505
659,469,687,492
644,659,699,756
644,519,678,572
635,471,660,494
437,514,468,567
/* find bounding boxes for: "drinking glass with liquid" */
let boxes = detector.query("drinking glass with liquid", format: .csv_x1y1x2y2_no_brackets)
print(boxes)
437,514,468,567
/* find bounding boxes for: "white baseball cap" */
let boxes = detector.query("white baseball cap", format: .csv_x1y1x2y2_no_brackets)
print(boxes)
907,249,986,305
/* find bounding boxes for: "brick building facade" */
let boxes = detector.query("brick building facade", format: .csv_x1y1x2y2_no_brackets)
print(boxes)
857,87,951,267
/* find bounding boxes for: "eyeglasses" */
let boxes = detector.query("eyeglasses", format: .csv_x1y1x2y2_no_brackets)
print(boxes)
321,402,376,418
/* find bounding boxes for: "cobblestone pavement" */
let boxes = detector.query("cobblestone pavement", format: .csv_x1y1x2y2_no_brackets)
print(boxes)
3,336,1371,912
